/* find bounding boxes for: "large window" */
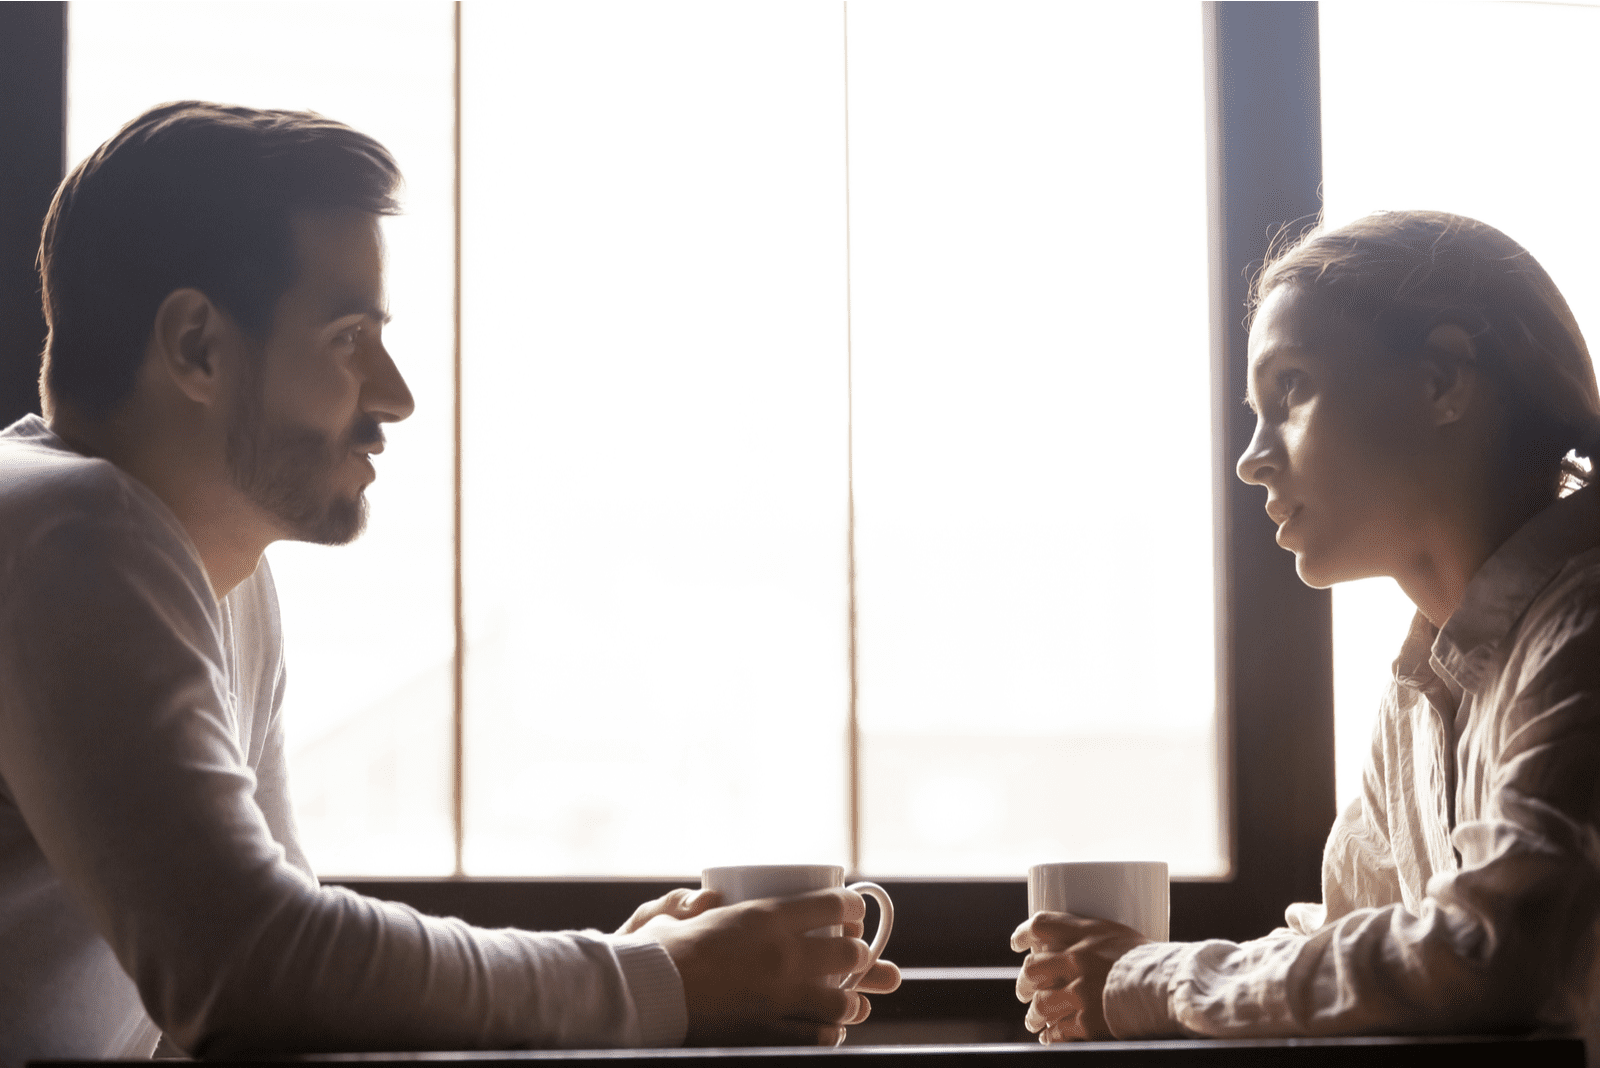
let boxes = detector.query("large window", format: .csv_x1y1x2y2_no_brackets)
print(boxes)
1320,0,1600,810
67,0,1222,878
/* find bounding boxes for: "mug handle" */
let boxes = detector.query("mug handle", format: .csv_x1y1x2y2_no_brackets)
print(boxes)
840,881,894,991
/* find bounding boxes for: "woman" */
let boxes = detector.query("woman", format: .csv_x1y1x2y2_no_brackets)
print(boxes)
1014,210,1600,1047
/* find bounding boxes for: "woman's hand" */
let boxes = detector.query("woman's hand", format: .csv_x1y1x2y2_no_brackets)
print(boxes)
1011,911,1151,1042
616,887,722,935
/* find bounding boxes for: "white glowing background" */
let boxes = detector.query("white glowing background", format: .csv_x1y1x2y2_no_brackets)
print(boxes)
69,1,1222,877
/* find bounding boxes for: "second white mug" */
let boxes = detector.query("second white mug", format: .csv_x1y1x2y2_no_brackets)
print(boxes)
701,864,893,990
1027,860,1169,942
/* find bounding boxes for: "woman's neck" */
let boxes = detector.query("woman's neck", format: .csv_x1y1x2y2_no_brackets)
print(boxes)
1396,479,1557,629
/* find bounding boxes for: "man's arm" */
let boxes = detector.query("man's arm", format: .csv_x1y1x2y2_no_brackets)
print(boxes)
0,498,878,1054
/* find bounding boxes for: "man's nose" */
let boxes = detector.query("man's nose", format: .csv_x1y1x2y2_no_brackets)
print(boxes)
364,340,415,424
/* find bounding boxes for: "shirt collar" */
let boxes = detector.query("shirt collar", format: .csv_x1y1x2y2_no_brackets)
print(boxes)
1430,484,1600,693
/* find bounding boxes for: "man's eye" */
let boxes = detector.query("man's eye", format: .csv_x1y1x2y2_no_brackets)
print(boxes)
335,326,361,346
1276,369,1306,404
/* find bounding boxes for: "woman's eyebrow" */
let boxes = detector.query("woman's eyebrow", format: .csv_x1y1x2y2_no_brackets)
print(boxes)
1243,351,1280,414
1244,347,1306,414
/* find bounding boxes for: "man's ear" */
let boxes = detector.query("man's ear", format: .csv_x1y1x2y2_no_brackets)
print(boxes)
1420,322,1479,428
148,288,236,408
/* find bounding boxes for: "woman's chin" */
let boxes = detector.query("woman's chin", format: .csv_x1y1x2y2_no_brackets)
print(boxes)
1292,552,1340,590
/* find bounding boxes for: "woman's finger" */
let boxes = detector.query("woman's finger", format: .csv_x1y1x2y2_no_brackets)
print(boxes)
1041,1011,1085,1044
1025,984,1080,1034
1012,911,1094,952
1016,946,1078,999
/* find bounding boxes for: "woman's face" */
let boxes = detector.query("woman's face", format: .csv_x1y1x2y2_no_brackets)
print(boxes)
1237,285,1436,588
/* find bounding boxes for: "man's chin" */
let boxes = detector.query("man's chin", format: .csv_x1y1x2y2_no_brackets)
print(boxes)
288,493,368,547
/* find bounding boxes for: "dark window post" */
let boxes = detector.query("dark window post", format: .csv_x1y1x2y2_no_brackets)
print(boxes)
1186,0,1334,940
0,2,65,426
0,3,65,428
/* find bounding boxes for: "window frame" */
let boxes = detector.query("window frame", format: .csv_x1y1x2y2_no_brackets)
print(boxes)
0,0,1335,969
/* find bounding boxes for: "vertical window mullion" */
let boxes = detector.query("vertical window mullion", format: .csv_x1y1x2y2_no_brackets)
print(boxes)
451,0,466,878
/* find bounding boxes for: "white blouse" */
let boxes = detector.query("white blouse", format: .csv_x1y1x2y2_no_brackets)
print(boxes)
1105,483,1600,1056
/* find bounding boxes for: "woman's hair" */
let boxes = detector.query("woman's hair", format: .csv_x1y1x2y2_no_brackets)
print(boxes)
1252,210,1600,495
39,100,401,419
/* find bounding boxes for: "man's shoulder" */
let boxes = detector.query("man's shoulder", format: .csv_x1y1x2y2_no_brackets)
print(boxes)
0,416,181,543
0,417,205,602
1,416,138,514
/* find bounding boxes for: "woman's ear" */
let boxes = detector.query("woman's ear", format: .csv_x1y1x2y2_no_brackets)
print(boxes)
1420,322,1480,427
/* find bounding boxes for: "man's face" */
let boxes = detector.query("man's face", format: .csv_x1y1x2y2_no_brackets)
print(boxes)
225,210,414,545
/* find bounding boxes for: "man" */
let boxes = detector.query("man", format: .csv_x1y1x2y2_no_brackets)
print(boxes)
0,101,897,1060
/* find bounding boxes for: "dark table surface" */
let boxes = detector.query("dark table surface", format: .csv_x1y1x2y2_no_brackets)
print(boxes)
29,1035,1586,1068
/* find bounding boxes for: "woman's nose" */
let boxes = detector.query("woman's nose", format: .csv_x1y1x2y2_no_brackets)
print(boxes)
1236,419,1278,486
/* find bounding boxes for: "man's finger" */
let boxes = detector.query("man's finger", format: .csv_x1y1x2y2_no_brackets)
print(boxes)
786,980,857,1026
743,1019,828,1047
844,992,872,1026
660,888,695,914
769,887,861,932
798,933,869,979
679,887,722,916
853,958,900,995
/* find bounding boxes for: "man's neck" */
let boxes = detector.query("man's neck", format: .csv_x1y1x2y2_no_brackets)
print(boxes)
50,405,270,600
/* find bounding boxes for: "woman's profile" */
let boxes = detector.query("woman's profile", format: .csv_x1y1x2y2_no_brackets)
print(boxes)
1015,210,1600,1049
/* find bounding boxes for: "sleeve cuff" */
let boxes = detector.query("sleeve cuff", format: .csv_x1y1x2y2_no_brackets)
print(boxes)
1104,941,1188,1039
612,935,688,1048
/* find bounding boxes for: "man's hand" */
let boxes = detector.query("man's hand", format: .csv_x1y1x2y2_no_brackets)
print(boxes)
617,887,722,935
1011,911,1150,1043
646,887,902,1046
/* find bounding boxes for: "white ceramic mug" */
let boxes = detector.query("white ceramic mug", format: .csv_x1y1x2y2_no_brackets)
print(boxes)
701,864,893,991
1027,861,1169,941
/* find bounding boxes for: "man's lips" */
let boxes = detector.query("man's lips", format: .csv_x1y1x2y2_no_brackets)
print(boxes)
1266,501,1299,527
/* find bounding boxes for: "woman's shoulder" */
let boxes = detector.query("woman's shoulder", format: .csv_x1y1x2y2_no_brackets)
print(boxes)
1516,546,1600,650
1496,546,1600,712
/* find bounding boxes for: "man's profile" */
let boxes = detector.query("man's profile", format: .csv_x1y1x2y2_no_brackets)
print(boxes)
0,100,896,1060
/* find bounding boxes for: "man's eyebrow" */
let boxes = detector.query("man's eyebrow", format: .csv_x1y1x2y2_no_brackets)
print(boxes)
328,299,392,325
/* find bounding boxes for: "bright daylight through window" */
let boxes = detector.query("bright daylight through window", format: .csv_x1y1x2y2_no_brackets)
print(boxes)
69,0,1221,878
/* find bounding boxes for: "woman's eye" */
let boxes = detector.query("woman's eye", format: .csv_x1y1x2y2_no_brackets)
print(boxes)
1276,369,1306,405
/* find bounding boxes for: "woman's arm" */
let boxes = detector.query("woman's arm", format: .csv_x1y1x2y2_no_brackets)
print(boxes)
1042,582,1600,1042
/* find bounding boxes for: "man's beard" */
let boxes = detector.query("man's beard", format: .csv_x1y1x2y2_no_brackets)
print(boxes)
225,371,381,547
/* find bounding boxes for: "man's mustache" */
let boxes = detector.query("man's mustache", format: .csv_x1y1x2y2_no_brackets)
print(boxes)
346,415,384,451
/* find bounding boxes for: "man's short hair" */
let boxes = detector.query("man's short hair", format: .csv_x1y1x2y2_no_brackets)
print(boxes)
38,101,401,418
